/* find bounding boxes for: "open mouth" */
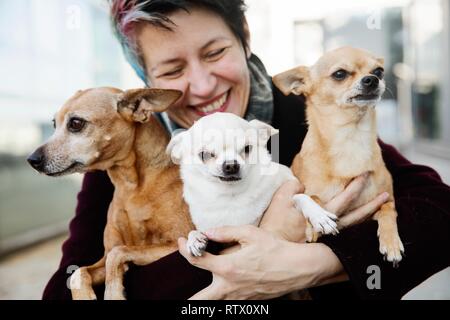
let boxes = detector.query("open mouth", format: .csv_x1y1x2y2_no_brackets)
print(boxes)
217,175,241,182
47,161,83,177
191,90,230,116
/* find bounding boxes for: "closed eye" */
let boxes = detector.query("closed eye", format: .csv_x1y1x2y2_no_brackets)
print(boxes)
204,47,228,61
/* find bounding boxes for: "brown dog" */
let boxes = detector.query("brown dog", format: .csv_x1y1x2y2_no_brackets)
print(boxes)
27,87,194,299
273,47,404,266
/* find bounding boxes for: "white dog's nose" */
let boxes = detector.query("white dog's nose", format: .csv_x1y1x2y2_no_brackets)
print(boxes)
222,160,240,175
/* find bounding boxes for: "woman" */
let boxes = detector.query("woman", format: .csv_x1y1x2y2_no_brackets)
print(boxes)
43,0,450,300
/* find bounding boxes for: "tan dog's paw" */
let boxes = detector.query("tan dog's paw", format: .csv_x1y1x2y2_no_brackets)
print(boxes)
70,268,97,300
378,230,405,267
104,282,126,300
187,230,208,257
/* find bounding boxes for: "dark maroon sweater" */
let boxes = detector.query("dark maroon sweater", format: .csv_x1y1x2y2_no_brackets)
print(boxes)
42,86,450,300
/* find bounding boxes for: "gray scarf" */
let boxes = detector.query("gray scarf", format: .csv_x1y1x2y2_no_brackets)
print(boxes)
158,54,274,134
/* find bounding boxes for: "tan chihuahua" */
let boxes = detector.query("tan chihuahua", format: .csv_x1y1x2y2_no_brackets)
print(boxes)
27,87,194,299
273,46,404,266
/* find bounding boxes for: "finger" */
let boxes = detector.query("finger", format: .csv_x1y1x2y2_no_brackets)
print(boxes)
204,225,258,244
178,237,225,272
189,283,224,300
326,172,370,216
338,192,389,229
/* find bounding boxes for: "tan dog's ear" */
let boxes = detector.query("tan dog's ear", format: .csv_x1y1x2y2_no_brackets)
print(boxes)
249,119,279,145
273,66,310,96
166,129,188,164
117,88,182,123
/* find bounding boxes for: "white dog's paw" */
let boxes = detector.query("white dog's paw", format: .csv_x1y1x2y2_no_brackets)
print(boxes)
309,209,339,235
187,231,209,257
293,194,339,236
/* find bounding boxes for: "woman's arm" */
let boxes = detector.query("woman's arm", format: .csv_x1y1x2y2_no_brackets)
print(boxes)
42,171,114,300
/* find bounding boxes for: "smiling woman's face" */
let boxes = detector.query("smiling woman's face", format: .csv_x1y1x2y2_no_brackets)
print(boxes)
136,6,250,128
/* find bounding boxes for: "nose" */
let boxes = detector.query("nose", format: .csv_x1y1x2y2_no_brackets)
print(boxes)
361,75,379,89
188,63,217,98
27,147,45,170
222,160,240,176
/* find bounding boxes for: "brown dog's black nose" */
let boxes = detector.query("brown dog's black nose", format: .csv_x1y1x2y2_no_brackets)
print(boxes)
222,160,240,176
361,75,379,89
27,147,45,171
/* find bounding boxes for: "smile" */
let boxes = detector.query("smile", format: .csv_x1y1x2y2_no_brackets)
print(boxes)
192,90,230,116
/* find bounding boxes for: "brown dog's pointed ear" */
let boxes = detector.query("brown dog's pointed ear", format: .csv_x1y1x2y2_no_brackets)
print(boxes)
272,66,310,96
117,88,182,123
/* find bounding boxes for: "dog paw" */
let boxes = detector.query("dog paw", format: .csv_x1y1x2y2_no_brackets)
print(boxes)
70,269,97,300
104,282,126,300
187,230,208,257
308,209,339,235
378,231,405,267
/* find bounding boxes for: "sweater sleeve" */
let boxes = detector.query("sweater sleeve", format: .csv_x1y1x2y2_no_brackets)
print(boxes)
315,140,450,299
42,171,114,300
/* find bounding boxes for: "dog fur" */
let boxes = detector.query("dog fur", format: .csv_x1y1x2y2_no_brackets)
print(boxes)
166,112,338,256
273,46,404,265
28,87,194,299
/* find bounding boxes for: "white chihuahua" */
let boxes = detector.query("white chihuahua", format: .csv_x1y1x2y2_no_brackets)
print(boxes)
167,113,338,256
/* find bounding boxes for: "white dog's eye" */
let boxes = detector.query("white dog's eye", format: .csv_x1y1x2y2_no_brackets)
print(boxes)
243,145,252,155
199,151,215,162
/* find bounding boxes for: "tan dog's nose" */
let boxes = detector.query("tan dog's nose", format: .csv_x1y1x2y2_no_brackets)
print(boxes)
361,76,379,89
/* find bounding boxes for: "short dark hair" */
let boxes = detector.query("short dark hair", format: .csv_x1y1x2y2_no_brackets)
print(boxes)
109,0,248,82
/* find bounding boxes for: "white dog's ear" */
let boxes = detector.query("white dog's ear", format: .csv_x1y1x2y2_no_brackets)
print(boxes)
166,130,188,164
272,66,311,96
249,119,279,145
117,88,182,123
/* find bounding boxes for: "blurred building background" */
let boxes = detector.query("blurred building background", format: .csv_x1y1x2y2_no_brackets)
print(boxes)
0,0,449,299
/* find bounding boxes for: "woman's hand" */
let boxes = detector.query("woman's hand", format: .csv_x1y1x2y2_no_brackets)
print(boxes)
179,225,342,299
178,173,390,299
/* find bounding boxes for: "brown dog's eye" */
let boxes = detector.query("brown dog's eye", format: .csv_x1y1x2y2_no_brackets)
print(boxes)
199,151,215,162
332,69,348,81
67,117,86,133
372,67,384,80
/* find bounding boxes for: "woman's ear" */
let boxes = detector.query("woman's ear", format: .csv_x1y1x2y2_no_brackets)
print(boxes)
243,17,252,59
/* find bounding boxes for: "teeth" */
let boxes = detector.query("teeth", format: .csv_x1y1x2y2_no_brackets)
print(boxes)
197,92,228,113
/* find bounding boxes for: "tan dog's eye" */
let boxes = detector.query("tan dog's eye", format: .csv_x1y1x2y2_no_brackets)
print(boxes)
372,67,384,80
332,69,348,81
199,151,215,162
67,117,86,133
